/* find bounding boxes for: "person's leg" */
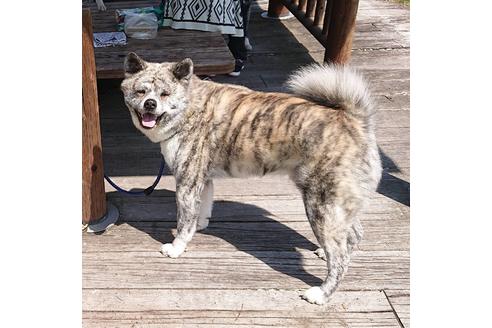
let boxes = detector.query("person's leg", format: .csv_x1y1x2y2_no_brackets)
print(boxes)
227,37,246,76
242,0,253,50
228,36,247,61
227,0,249,76
242,0,251,36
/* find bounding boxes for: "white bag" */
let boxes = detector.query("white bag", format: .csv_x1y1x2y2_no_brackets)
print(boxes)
124,13,158,40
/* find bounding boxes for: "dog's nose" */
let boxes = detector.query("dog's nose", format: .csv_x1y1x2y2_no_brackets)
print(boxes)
144,99,157,111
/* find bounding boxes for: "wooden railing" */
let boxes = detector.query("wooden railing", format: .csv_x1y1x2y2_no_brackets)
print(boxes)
266,0,359,64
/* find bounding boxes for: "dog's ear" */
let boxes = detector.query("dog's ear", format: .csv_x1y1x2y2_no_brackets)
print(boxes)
172,58,193,81
124,52,147,75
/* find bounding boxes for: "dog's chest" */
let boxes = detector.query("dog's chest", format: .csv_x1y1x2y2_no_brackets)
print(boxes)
160,137,180,170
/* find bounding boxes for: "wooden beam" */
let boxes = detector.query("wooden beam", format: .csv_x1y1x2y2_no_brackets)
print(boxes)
323,0,359,64
282,1,327,47
82,9,107,224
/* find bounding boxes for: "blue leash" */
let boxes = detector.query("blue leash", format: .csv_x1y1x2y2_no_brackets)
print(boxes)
104,155,166,196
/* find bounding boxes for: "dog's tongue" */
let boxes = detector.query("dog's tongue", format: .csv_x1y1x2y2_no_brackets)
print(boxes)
141,113,157,128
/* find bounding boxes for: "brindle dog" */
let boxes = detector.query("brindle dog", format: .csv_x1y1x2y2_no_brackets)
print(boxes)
120,53,382,304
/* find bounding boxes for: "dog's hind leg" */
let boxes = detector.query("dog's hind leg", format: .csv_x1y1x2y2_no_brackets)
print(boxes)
314,219,363,261
297,179,363,305
197,180,213,231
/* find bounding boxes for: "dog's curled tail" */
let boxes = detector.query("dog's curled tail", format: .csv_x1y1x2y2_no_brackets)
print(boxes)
287,63,374,119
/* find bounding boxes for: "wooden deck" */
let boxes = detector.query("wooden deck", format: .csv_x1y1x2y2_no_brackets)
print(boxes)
83,0,410,326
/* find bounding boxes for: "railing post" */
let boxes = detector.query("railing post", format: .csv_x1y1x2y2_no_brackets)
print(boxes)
323,0,359,64
82,9,118,232
263,0,293,19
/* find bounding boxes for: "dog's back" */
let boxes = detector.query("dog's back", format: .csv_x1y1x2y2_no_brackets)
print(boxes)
188,64,382,195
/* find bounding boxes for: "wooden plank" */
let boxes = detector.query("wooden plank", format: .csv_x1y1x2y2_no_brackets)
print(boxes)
83,310,400,328
375,111,410,130
376,127,409,143
352,33,408,50
386,290,410,328
350,48,410,70
99,171,405,195
242,48,410,77
83,289,392,312
82,9,107,224
105,191,408,218
256,69,409,97
82,249,409,290
82,197,409,249
101,192,407,218
95,48,235,78
375,93,410,111
82,217,409,253
83,288,401,327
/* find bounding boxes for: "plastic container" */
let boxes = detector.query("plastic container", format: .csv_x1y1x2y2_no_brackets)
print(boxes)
124,12,158,39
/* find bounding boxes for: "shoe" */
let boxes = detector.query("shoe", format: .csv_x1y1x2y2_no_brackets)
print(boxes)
228,59,245,77
245,37,253,51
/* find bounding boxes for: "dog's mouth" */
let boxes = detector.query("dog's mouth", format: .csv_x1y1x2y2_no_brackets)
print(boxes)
135,111,163,129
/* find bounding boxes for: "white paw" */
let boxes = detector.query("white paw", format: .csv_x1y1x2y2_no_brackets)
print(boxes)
301,286,328,305
314,247,326,261
160,243,185,258
197,217,209,231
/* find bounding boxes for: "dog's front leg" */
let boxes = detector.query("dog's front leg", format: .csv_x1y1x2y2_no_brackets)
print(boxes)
161,182,203,258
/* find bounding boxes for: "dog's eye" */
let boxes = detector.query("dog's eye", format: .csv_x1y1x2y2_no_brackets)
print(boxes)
136,90,146,95
161,92,169,98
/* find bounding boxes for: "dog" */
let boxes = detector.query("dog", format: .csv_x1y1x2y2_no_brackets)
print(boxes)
120,53,382,305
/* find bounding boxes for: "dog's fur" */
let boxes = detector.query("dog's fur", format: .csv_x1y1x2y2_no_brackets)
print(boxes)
120,53,382,305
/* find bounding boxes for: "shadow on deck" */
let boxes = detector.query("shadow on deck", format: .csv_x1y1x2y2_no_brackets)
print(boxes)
110,188,323,286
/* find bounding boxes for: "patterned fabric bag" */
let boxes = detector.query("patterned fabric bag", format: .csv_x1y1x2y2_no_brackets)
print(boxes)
161,0,244,37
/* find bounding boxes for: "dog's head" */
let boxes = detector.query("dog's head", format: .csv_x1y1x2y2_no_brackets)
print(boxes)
121,53,193,142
